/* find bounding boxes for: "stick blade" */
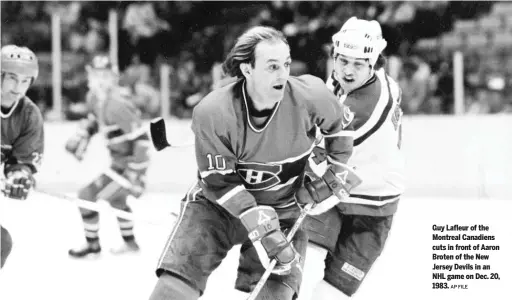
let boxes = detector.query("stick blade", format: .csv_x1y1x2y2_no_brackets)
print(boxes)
150,118,171,151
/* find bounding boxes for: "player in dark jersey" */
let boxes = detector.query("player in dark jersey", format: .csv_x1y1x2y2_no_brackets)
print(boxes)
149,26,359,300
65,56,150,258
1,45,44,268
298,18,405,299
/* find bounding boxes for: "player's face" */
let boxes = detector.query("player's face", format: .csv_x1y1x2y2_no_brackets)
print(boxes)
1,72,32,105
249,40,291,105
333,54,372,94
87,69,116,95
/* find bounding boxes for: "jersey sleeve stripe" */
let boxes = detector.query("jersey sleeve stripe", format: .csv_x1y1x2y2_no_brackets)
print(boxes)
216,185,246,206
349,193,401,203
326,157,351,169
127,161,150,170
322,130,355,138
200,169,235,178
107,126,148,145
266,175,299,191
216,185,257,217
354,75,393,146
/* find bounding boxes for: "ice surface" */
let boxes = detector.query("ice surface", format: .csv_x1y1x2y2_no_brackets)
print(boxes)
1,193,510,300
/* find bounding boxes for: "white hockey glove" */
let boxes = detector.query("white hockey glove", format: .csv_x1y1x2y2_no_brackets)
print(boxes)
65,115,99,161
65,128,91,161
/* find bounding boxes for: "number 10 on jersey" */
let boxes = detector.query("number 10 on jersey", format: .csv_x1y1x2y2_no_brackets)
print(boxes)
207,154,226,170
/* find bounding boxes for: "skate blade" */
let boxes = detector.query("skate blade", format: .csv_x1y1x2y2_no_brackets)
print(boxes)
68,252,102,260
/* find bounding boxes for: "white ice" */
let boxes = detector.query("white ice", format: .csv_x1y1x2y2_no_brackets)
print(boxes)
1,193,511,300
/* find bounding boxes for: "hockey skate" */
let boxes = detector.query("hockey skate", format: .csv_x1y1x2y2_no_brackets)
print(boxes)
68,241,101,259
109,239,140,255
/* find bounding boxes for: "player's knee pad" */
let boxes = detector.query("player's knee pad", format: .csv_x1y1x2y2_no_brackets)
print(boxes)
80,209,99,220
78,185,98,201
109,194,130,210
296,243,328,300
1,226,13,268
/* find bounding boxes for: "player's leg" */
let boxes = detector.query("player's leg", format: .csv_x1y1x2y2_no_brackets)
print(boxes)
104,166,147,253
150,184,245,300
1,226,13,268
296,207,342,300
235,217,309,300
68,174,110,258
108,191,140,253
320,214,394,298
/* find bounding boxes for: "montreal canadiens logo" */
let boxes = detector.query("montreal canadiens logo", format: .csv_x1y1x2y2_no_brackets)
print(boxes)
342,105,355,129
236,162,282,191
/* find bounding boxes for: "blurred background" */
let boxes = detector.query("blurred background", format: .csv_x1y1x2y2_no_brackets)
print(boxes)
2,1,512,122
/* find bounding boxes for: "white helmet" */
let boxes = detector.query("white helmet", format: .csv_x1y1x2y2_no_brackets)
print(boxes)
332,17,387,66
1,45,39,80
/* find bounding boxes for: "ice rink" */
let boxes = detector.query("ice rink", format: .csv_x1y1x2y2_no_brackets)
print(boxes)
2,194,511,300
1,118,511,299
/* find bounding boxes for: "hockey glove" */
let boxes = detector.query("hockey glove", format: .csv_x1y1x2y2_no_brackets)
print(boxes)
122,168,146,198
65,128,92,161
295,164,362,215
3,167,34,200
240,206,299,275
65,115,98,161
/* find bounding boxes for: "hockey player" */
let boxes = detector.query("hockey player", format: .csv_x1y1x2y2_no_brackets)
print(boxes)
1,45,44,268
149,26,360,300
297,17,406,299
65,56,150,258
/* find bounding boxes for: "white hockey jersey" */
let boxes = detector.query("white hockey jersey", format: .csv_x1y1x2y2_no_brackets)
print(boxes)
311,69,405,216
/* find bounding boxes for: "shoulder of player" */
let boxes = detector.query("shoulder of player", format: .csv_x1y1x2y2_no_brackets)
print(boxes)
344,72,383,115
20,96,44,126
287,75,337,109
192,80,239,125
287,74,328,93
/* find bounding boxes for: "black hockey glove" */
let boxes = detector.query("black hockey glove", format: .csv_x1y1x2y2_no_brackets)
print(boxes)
295,164,362,215
240,206,299,275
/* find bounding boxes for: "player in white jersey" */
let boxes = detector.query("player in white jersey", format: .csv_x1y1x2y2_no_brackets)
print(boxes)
298,17,405,299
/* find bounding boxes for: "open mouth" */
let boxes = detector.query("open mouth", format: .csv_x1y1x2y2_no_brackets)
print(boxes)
343,77,355,83
273,84,284,90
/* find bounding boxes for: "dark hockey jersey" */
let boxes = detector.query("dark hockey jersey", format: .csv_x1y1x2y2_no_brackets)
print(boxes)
1,96,44,175
85,89,150,171
192,75,354,218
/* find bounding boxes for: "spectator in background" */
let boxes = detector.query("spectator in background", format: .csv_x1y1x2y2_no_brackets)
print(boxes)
432,60,454,114
468,77,508,114
120,55,160,118
398,57,428,114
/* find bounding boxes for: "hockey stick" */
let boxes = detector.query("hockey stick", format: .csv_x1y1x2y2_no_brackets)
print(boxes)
246,203,313,300
150,118,171,151
33,190,177,226
247,168,363,300
149,118,194,151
